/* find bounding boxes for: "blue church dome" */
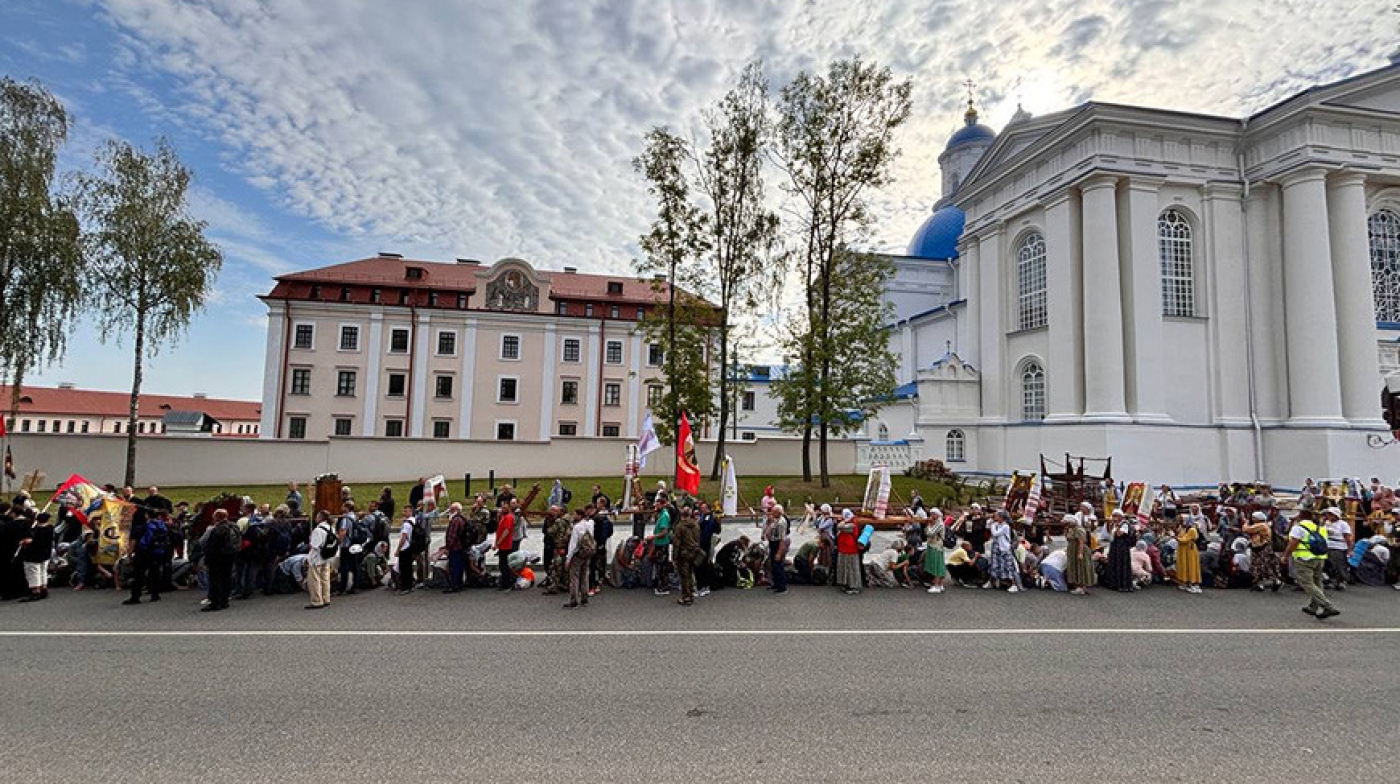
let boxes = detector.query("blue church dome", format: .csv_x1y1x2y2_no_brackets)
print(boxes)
906,204,965,259
946,122,995,150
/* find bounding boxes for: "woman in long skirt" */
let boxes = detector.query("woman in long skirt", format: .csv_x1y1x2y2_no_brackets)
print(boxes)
1175,520,1203,594
924,512,947,593
987,512,1019,592
1064,514,1095,595
835,512,862,595
1106,510,1136,592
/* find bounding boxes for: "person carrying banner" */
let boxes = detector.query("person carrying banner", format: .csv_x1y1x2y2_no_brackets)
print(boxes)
123,508,173,605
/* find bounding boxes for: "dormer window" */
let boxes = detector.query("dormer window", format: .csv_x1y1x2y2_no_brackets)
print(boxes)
405,267,424,280
339,286,351,301
371,288,382,303
309,284,321,299
457,292,468,309
428,291,438,307
607,281,623,295
398,289,410,305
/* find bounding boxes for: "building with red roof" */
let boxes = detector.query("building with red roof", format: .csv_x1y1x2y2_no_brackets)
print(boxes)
2,385,262,437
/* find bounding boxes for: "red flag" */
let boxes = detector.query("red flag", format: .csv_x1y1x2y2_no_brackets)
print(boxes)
0,414,6,438
3,445,13,481
675,411,700,496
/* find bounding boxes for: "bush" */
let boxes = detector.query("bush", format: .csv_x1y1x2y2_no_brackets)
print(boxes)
904,460,960,483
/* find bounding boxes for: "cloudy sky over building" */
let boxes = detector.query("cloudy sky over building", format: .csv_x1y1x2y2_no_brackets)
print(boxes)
2,0,1395,399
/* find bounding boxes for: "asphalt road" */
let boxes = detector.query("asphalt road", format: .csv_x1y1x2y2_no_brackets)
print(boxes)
1,583,1395,782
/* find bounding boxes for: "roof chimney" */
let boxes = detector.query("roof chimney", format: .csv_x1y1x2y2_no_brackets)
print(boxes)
455,258,480,265
652,273,666,282
378,251,404,259
563,266,577,274
57,382,75,390
193,392,208,399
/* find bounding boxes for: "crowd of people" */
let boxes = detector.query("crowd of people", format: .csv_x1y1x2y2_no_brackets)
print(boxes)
4,475,1399,621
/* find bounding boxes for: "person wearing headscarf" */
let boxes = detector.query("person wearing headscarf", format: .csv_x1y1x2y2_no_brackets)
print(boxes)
1355,535,1390,586
1175,516,1203,594
1240,510,1282,592
923,508,947,594
1063,514,1095,595
1106,510,1137,592
1226,537,1254,589
835,509,862,595
1130,540,1153,588
986,511,1019,592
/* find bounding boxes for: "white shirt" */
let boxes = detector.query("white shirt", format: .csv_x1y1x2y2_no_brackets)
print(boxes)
565,518,594,562
1325,519,1351,551
308,523,334,567
398,520,414,553
1041,550,1068,571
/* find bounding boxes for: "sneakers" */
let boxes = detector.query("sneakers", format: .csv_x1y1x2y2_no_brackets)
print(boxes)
1316,607,1341,620
696,587,711,598
1301,606,1319,617
654,588,670,596
1007,586,1020,593
926,585,944,594
1188,585,1203,594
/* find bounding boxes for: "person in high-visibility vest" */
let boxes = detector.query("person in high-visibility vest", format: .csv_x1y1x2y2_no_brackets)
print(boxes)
1285,508,1341,620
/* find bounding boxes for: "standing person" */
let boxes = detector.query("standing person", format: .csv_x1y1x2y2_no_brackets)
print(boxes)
334,502,360,596
395,505,416,595
764,504,790,596
673,506,702,606
123,509,173,605
591,484,611,512
493,499,515,592
987,511,1019,592
1105,510,1136,593
835,509,861,595
923,510,947,593
203,510,239,613
1289,509,1341,619
542,506,570,595
648,495,673,597
1174,516,1203,594
1322,507,1353,590
696,501,720,595
442,502,468,593
377,486,396,520
589,504,613,595
1064,514,1095,595
16,512,55,602
285,482,304,516
1242,511,1283,592
236,511,270,599
413,502,435,589
305,511,336,609
564,509,596,608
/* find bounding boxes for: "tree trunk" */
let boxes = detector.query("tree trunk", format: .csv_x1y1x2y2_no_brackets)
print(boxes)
819,420,830,488
123,314,145,487
710,322,729,480
801,423,812,482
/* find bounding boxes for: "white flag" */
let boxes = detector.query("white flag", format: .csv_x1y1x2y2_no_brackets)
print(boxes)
721,455,739,517
637,412,661,469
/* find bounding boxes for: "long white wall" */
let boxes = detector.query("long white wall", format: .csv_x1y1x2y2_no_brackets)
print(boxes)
3,434,858,488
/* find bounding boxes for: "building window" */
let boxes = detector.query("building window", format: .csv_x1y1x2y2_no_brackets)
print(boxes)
557,302,568,315
293,324,314,349
562,338,581,363
81,421,89,434
610,305,620,318
561,380,579,405
66,420,75,433
336,370,356,397
741,431,756,441
607,281,624,295
500,334,520,360
602,423,621,437
605,340,623,365
437,330,456,356
288,417,307,440
371,288,382,304
946,429,966,462
290,368,311,396
435,375,454,399
398,289,410,305
603,382,621,407
1020,360,1046,422
559,422,577,437
647,343,663,367
385,419,404,438
386,373,406,397
496,421,516,441
1159,209,1195,317
1370,209,1400,323
585,304,594,317
339,325,360,351
334,418,352,437
20,419,30,433
37,420,46,433
111,421,118,434
309,284,321,300
498,377,518,403
741,391,755,411
646,384,663,408
427,291,438,307
339,286,351,302
432,421,451,439
636,307,645,320
389,328,409,353
1016,232,1047,331
457,292,468,309
876,423,890,441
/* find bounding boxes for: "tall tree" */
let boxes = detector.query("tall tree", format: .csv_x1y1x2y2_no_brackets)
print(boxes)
772,58,911,486
633,127,710,446
0,78,84,412
693,61,781,479
75,138,222,486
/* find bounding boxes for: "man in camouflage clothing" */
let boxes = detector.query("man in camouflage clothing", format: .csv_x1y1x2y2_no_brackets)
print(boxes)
673,505,702,606
543,505,571,594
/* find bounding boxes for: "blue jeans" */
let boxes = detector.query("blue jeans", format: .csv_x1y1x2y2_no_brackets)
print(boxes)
1040,563,1067,592
448,550,467,590
770,546,787,591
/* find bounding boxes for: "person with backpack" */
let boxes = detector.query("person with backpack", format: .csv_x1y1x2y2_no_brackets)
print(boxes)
16,511,54,603
673,505,702,606
442,502,468,593
236,510,271,600
396,505,417,594
541,506,570,595
590,503,614,595
123,509,173,605
306,510,337,610
647,494,673,597
492,499,515,591
203,509,240,613
334,501,361,596
563,508,596,608
1288,509,1341,619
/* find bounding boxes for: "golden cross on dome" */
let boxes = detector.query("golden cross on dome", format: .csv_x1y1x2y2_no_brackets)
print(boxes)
963,78,977,106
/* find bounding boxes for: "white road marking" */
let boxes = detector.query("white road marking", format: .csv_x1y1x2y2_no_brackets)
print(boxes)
0,627,1397,637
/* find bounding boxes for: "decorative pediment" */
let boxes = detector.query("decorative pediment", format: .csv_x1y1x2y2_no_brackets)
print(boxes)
1319,68,1400,115
482,258,546,312
920,350,979,381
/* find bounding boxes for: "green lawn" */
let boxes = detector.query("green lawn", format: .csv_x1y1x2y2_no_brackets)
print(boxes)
162,473,995,514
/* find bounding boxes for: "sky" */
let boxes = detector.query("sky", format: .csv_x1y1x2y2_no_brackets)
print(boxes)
2,0,1396,401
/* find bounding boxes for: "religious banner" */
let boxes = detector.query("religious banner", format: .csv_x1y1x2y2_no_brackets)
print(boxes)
1102,481,1118,521
51,474,107,522
1120,482,1146,519
422,475,449,511
720,455,739,517
1023,473,1042,521
1003,471,1034,516
862,466,892,519
90,497,132,567
637,413,661,469
675,412,700,496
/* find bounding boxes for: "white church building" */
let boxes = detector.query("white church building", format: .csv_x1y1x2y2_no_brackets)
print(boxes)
876,61,1400,486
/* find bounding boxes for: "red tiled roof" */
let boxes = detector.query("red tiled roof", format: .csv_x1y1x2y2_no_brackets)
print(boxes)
272,257,482,291
1,386,261,421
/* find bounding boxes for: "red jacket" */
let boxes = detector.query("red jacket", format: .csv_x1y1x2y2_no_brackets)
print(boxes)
836,530,859,555
494,511,514,550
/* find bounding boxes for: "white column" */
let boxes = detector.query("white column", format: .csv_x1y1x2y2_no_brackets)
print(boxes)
1043,191,1083,421
960,237,980,368
975,228,1005,423
539,323,557,440
410,311,432,437
584,324,600,436
1327,171,1386,427
1280,168,1345,426
1245,184,1285,422
1122,179,1169,421
1080,175,1130,421
361,311,383,436
628,331,643,438
1203,183,1252,425
458,318,476,439
259,300,286,438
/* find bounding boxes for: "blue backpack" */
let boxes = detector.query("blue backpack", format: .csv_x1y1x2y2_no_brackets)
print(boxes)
140,520,172,558
1300,521,1329,557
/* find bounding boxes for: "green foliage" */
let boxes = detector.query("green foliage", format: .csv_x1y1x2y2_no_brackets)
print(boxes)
0,77,84,408
637,299,714,444
74,138,223,484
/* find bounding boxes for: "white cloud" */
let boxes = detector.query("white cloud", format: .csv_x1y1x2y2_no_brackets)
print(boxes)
95,0,1395,271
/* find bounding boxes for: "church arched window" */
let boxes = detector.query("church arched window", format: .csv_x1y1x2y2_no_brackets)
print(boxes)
945,429,966,462
1016,232,1047,330
1370,209,1400,323
1019,359,1046,422
1158,209,1195,317
876,422,890,441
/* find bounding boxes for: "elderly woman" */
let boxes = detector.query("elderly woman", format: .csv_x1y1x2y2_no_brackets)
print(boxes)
924,509,948,594
1064,514,1095,595
1106,510,1137,592
835,510,862,595
1355,535,1390,586
1176,519,1203,594
987,511,1019,592
1130,540,1153,588
1242,511,1282,592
